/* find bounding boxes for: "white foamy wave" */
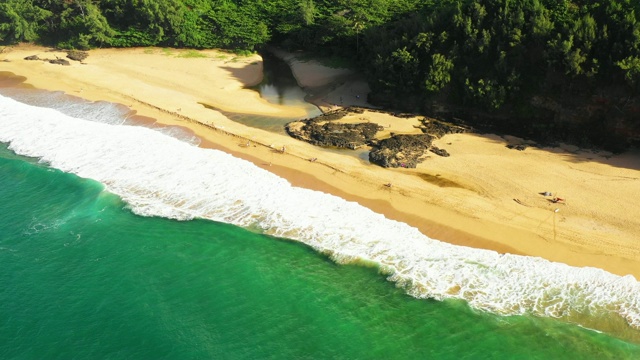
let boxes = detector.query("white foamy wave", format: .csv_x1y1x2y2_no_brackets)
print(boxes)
155,126,201,146
2,94,640,331
1,89,199,144
2,89,131,125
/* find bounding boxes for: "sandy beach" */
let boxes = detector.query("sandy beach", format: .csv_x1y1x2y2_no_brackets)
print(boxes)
2,44,640,279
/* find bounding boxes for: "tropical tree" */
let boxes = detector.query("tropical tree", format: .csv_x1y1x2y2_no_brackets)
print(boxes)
0,0,51,43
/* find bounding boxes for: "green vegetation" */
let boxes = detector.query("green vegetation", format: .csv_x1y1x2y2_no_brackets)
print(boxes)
176,50,208,58
2,0,640,149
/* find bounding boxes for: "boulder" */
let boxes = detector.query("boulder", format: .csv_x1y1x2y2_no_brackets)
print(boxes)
49,58,70,66
506,144,527,151
429,146,450,157
66,50,88,62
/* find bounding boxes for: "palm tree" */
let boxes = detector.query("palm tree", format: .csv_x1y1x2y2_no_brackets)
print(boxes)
353,18,364,53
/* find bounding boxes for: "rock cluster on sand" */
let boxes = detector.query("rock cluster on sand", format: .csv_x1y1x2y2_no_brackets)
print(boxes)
23,50,88,66
286,107,467,168
369,117,466,167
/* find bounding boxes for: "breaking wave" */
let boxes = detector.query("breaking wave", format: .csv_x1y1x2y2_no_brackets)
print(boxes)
1,94,639,333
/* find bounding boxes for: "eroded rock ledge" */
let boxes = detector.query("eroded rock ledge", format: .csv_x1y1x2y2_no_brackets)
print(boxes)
286,107,468,168
369,134,434,168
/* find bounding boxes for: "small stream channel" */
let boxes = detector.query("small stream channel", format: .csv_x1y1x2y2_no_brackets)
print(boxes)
208,51,371,162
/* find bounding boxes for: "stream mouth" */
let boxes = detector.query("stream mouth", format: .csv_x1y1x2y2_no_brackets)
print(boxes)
248,51,321,116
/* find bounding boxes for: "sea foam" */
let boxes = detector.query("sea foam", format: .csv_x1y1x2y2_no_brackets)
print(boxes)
1,94,639,332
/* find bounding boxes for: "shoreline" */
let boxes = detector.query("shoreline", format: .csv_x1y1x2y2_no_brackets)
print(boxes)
1,45,640,279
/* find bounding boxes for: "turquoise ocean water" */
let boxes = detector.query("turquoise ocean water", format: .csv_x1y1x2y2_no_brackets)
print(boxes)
2,89,640,359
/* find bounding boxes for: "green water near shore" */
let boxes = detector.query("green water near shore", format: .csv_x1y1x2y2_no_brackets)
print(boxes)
2,143,640,359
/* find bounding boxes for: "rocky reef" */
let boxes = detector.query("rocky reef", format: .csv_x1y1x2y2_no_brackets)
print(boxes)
286,107,468,168
368,118,464,168
286,117,382,149
369,134,434,168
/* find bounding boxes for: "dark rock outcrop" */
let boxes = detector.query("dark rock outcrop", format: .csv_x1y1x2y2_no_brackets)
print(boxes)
24,55,40,61
369,134,433,168
310,107,364,122
48,58,70,66
429,146,450,157
66,50,88,62
367,119,465,166
286,107,468,168
506,144,527,151
420,118,468,137
287,119,383,149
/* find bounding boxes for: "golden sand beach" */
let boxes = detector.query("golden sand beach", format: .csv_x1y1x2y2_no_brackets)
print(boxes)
2,44,640,278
